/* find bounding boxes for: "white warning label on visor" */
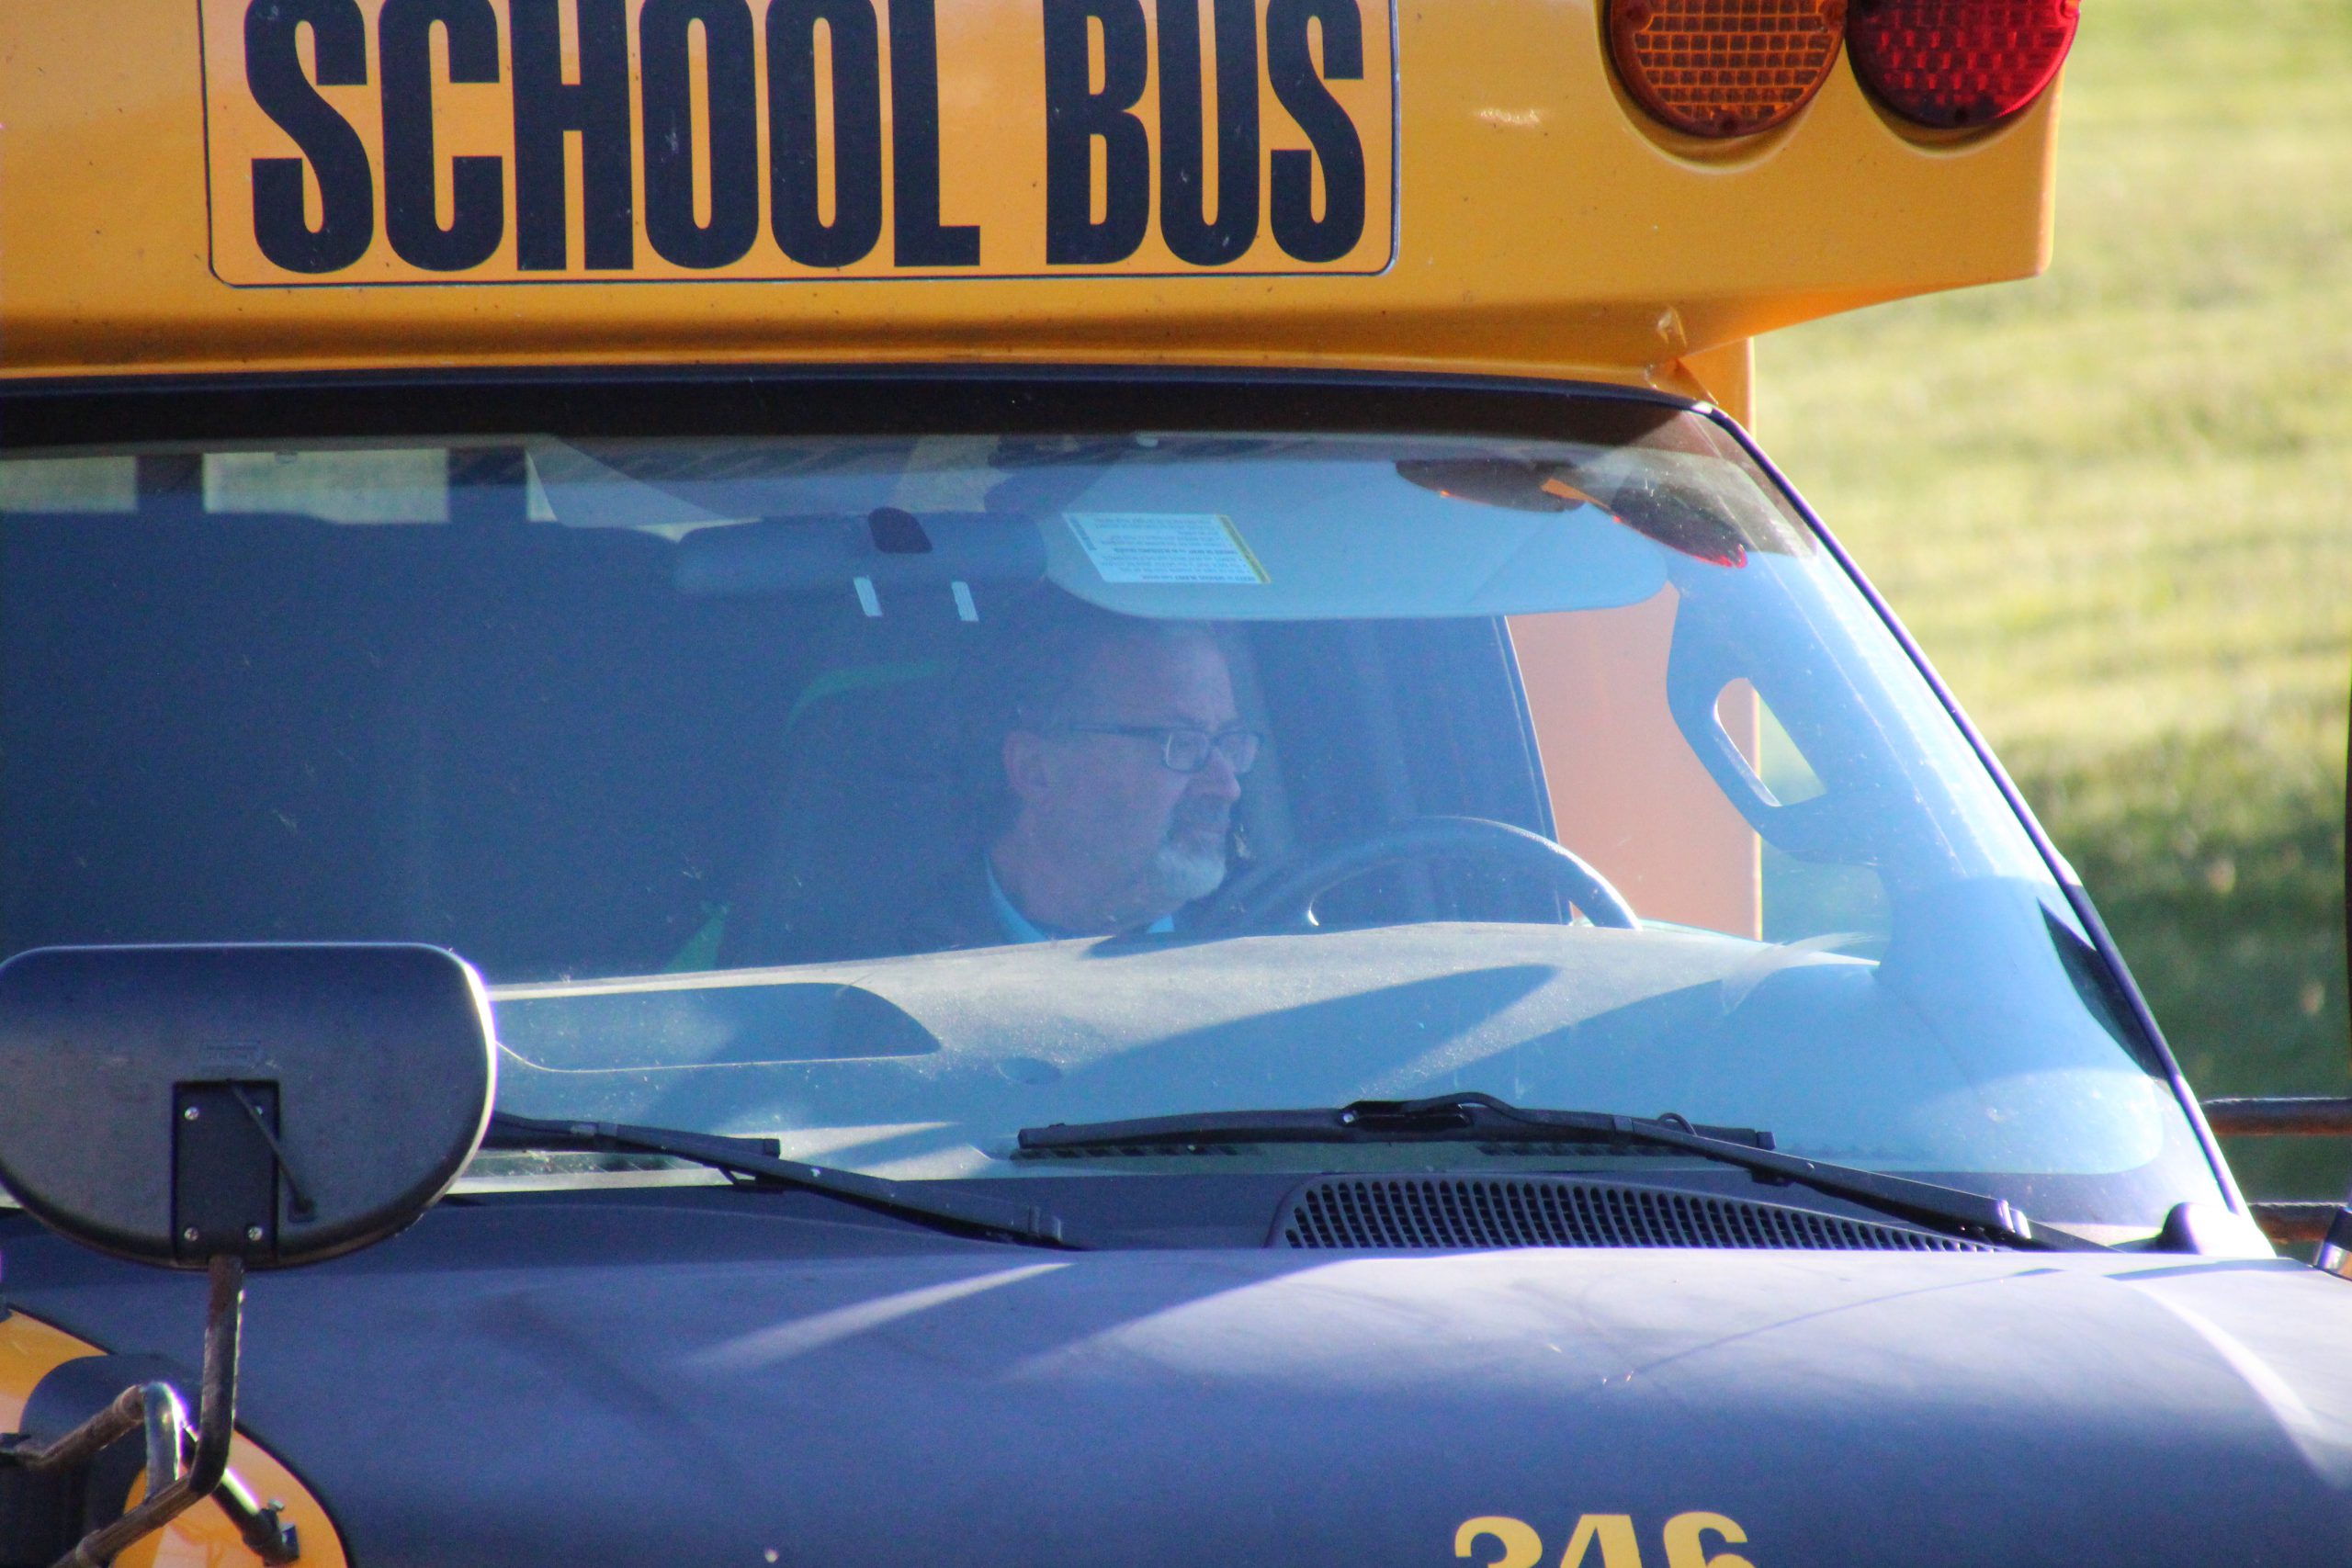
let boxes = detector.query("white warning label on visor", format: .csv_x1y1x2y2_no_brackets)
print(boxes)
1064,513,1270,585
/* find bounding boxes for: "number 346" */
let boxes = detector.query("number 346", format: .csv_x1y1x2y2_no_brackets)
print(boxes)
1456,1513,1753,1568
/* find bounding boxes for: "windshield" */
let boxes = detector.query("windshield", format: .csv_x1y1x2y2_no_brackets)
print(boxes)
0,393,2222,1233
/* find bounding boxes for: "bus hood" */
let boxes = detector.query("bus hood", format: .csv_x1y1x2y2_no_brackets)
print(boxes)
12,1222,2352,1565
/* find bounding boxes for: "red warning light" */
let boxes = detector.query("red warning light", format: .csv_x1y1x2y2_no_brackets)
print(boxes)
1848,0,2080,129
1607,0,1850,140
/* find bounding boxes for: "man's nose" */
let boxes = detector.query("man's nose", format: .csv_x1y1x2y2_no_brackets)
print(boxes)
1190,748,1243,803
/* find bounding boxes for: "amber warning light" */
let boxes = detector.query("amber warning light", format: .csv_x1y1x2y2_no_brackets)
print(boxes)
1606,0,1850,139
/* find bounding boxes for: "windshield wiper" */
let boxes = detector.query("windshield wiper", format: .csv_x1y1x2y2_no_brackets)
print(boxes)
485,1112,1082,1249
1019,1092,2103,1252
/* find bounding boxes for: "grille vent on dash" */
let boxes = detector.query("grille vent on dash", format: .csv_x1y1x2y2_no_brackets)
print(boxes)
1274,1175,1996,1252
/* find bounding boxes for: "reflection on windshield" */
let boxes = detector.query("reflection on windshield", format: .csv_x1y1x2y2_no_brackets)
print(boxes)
0,418,2222,1226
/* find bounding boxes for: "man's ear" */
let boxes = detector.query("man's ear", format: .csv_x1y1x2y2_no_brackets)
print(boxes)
1003,729,1055,804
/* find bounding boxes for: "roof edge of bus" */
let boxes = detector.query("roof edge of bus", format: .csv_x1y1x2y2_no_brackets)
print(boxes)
0,356,1764,435
0,349,1690,389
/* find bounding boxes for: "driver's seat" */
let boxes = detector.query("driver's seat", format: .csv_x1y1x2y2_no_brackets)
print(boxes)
718,657,984,967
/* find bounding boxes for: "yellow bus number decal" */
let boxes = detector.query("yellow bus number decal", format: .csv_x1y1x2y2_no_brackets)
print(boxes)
199,0,1397,285
1454,1512,1757,1568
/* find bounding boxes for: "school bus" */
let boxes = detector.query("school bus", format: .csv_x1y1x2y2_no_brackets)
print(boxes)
4,2,2349,1565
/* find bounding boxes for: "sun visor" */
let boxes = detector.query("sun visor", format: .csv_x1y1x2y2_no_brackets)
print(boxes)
529,437,1668,617
1037,459,1668,619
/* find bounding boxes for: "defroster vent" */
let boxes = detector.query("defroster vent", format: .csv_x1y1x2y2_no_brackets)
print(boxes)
1274,1175,1993,1252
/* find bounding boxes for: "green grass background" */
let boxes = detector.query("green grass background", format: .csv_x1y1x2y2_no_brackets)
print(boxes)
1760,0,2352,1204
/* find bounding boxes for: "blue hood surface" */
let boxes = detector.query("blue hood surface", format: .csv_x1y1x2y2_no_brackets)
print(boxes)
9,1206,2352,1566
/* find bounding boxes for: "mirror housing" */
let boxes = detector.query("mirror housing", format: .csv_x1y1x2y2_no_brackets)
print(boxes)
0,942,495,1269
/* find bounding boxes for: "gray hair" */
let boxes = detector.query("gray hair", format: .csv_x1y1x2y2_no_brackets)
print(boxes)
1000,604,1225,734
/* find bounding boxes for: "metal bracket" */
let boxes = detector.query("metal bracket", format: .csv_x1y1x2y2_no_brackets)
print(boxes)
0,1257,299,1566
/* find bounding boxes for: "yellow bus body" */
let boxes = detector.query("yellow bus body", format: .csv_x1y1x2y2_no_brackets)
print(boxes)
0,0,2059,417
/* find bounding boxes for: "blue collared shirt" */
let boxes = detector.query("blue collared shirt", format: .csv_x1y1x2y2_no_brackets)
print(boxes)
986,859,1174,943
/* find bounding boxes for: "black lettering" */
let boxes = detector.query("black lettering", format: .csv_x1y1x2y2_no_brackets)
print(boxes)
511,0,633,269
1042,0,1148,265
766,0,884,267
1158,0,1258,265
887,0,979,265
246,0,375,274
640,0,759,267
380,0,504,271
1266,0,1364,263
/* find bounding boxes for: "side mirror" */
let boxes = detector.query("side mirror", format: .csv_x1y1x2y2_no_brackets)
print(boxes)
0,943,495,1567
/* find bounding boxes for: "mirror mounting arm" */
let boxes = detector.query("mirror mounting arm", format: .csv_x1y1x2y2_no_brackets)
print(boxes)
0,1380,188,1509
0,1256,299,1568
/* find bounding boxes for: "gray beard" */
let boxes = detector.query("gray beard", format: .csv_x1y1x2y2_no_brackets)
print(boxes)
1147,837,1228,905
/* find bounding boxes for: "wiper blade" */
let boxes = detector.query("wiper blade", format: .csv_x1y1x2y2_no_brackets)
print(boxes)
1019,1092,2103,1252
485,1112,1082,1249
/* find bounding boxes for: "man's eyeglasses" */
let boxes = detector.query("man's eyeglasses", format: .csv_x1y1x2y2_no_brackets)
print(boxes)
1057,724,1264,775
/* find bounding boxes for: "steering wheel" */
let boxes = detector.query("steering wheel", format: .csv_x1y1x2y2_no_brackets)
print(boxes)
1198,815,1639,933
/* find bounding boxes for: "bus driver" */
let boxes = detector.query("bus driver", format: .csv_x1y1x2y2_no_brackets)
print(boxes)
913,613,1260,948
